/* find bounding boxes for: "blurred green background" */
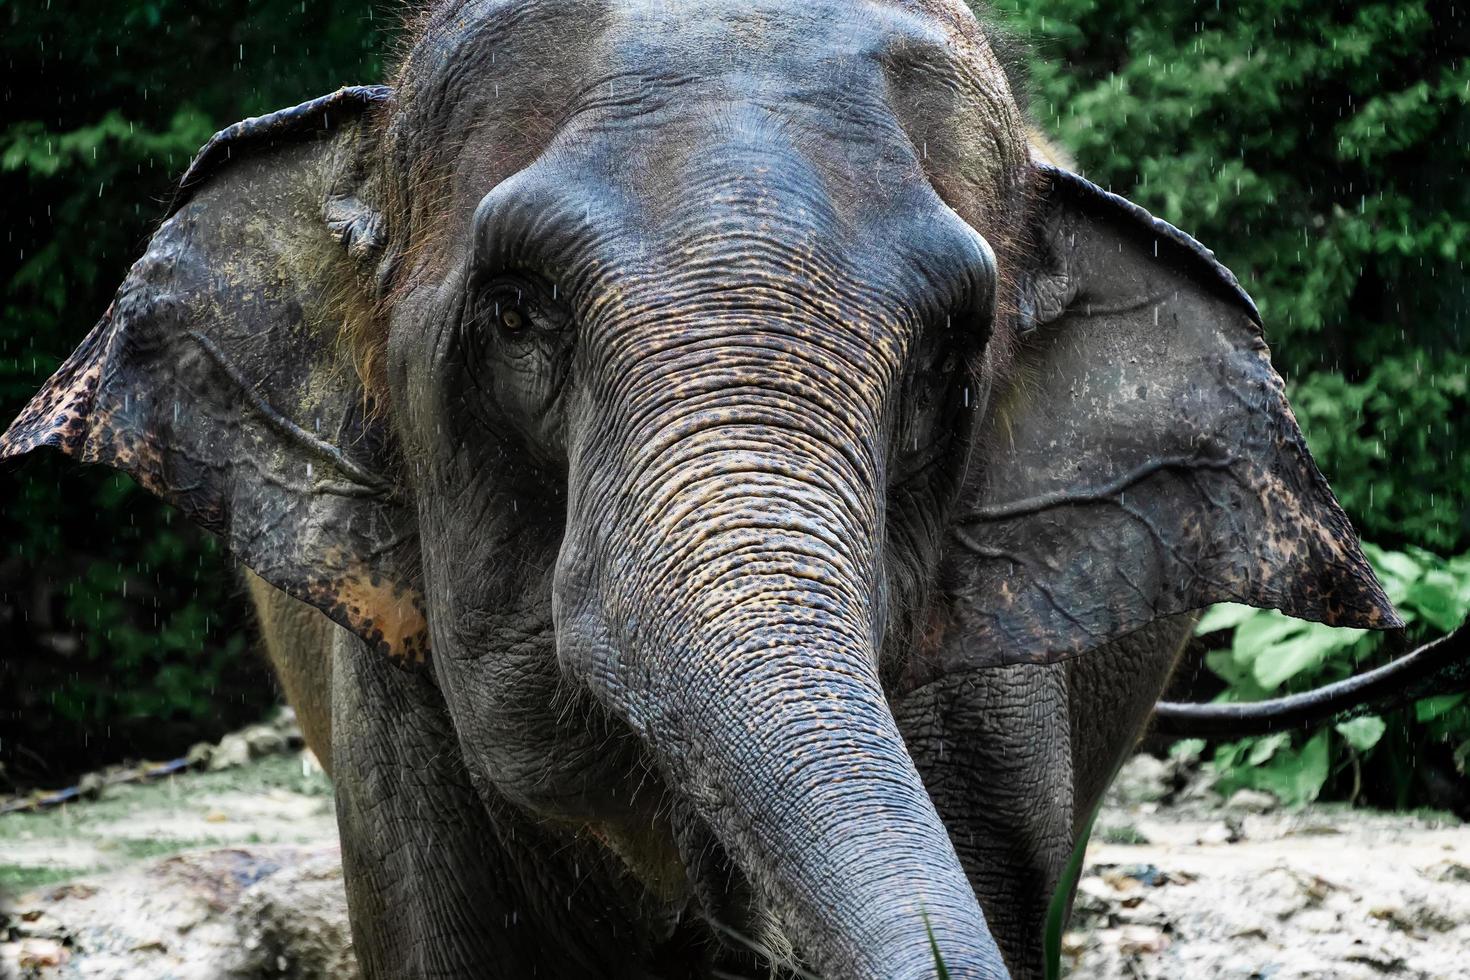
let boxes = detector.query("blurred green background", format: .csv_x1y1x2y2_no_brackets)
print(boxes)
1,1,1466,806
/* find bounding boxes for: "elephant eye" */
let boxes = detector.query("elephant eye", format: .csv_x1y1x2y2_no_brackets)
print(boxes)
471,275,568,341
499,306,526,333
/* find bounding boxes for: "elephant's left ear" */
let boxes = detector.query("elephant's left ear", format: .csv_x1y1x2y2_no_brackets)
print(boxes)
1,86,431,669
939,163,1400,668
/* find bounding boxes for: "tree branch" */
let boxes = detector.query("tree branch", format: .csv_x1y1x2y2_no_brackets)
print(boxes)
1153,619,1470,738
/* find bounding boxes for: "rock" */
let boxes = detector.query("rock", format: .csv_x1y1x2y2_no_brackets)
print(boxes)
1073,876,1115,919
15,937,69,968
240,724,287,759
1113,754,1171,805
1196,821,1239,845
1114,924,1170,955
1252,867,1321,920
1343,942,1407,972
77,771,106,801
226,852,358,980
1404,899,1459,934
1101,868,1145,893
1367,899,1420,935
1294,908,1341,934
1224,789,1277,814
1424,859,1470,883
208,734,252,771
269,706,306,750
185,741,215,769
0,846,351,980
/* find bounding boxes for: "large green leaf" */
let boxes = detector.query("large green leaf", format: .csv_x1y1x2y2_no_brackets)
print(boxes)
1249,620,1365,691
1194,602,1259,635
1252,731,1332,807
1405,570,1470,633
1335,716,1387,752
1416,693,1468,723
1246,731,1291,766
1230,613,1306,673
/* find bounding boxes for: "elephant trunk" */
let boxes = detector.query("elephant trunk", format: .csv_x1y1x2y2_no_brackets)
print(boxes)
556,315,1007,978
653,582,1003,979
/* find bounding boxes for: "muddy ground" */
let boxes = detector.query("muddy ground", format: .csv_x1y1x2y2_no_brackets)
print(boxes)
1,734,1466,979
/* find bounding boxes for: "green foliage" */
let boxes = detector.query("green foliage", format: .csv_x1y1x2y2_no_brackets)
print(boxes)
988,0,1470,551
1045,805,1100,980
1291,355,1470,550
1195,545,1470,807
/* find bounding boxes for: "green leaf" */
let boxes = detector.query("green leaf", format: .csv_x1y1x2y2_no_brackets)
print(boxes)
925,915,952,980
1251,622,1365,691
1254,732,1332,807
1289,731,1332,806
1212,740,1243,769
1365,545,1425,585
1335,715,1386,752
1247,731,1291,766
1194,602,1260,635
1169,738,1207,763
1403,570,1468,633
1204,648,1254,691
1044,805,1099,980
1231,612,1304,671
1416,693,1468,723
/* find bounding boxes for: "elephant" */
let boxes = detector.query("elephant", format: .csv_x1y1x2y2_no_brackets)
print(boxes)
1,1,1402,977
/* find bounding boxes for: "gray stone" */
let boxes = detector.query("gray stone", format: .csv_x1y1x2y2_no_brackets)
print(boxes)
240,724,287,759
208,733,252,772
1113,754,1171,805
185,741,215,769
1224,789,1278,814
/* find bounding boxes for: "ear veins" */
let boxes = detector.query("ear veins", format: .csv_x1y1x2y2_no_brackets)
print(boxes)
956,451,1238,526
185,330,391,494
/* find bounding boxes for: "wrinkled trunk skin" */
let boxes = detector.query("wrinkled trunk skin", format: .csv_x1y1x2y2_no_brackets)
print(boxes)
555,308,1007,979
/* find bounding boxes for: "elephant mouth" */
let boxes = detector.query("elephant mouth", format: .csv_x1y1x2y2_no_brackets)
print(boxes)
670,807,802,971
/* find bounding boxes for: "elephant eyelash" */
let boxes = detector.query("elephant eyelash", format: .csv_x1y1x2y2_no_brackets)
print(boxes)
468,274,571,342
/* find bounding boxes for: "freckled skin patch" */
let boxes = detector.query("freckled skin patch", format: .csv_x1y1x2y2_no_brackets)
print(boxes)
306,568,431,667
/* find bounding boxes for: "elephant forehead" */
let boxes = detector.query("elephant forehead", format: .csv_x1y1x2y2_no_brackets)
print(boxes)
389,0,1024,253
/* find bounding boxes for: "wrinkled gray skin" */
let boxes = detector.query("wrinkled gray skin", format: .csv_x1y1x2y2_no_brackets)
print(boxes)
253,578,1193,977
5,0,1400,977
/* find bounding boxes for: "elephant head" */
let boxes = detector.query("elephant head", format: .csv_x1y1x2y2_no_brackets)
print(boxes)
1,0,1397,976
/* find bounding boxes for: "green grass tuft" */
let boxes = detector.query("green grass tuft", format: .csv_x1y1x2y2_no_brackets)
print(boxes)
923,912,952,980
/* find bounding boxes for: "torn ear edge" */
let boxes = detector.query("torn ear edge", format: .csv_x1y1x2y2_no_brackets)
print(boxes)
1,84,431,672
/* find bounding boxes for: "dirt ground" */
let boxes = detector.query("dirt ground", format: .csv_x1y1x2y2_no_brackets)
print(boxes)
1,742,1466,979
1068,756,1469,979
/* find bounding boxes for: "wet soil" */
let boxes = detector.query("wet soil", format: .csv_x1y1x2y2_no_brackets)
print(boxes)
1,752,1465,979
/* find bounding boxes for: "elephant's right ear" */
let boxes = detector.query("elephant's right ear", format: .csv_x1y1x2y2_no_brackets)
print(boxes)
934,163,1400,672
0,86,430,669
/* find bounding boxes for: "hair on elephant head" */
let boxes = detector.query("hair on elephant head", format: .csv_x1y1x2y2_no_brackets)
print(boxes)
2,1,1399,977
